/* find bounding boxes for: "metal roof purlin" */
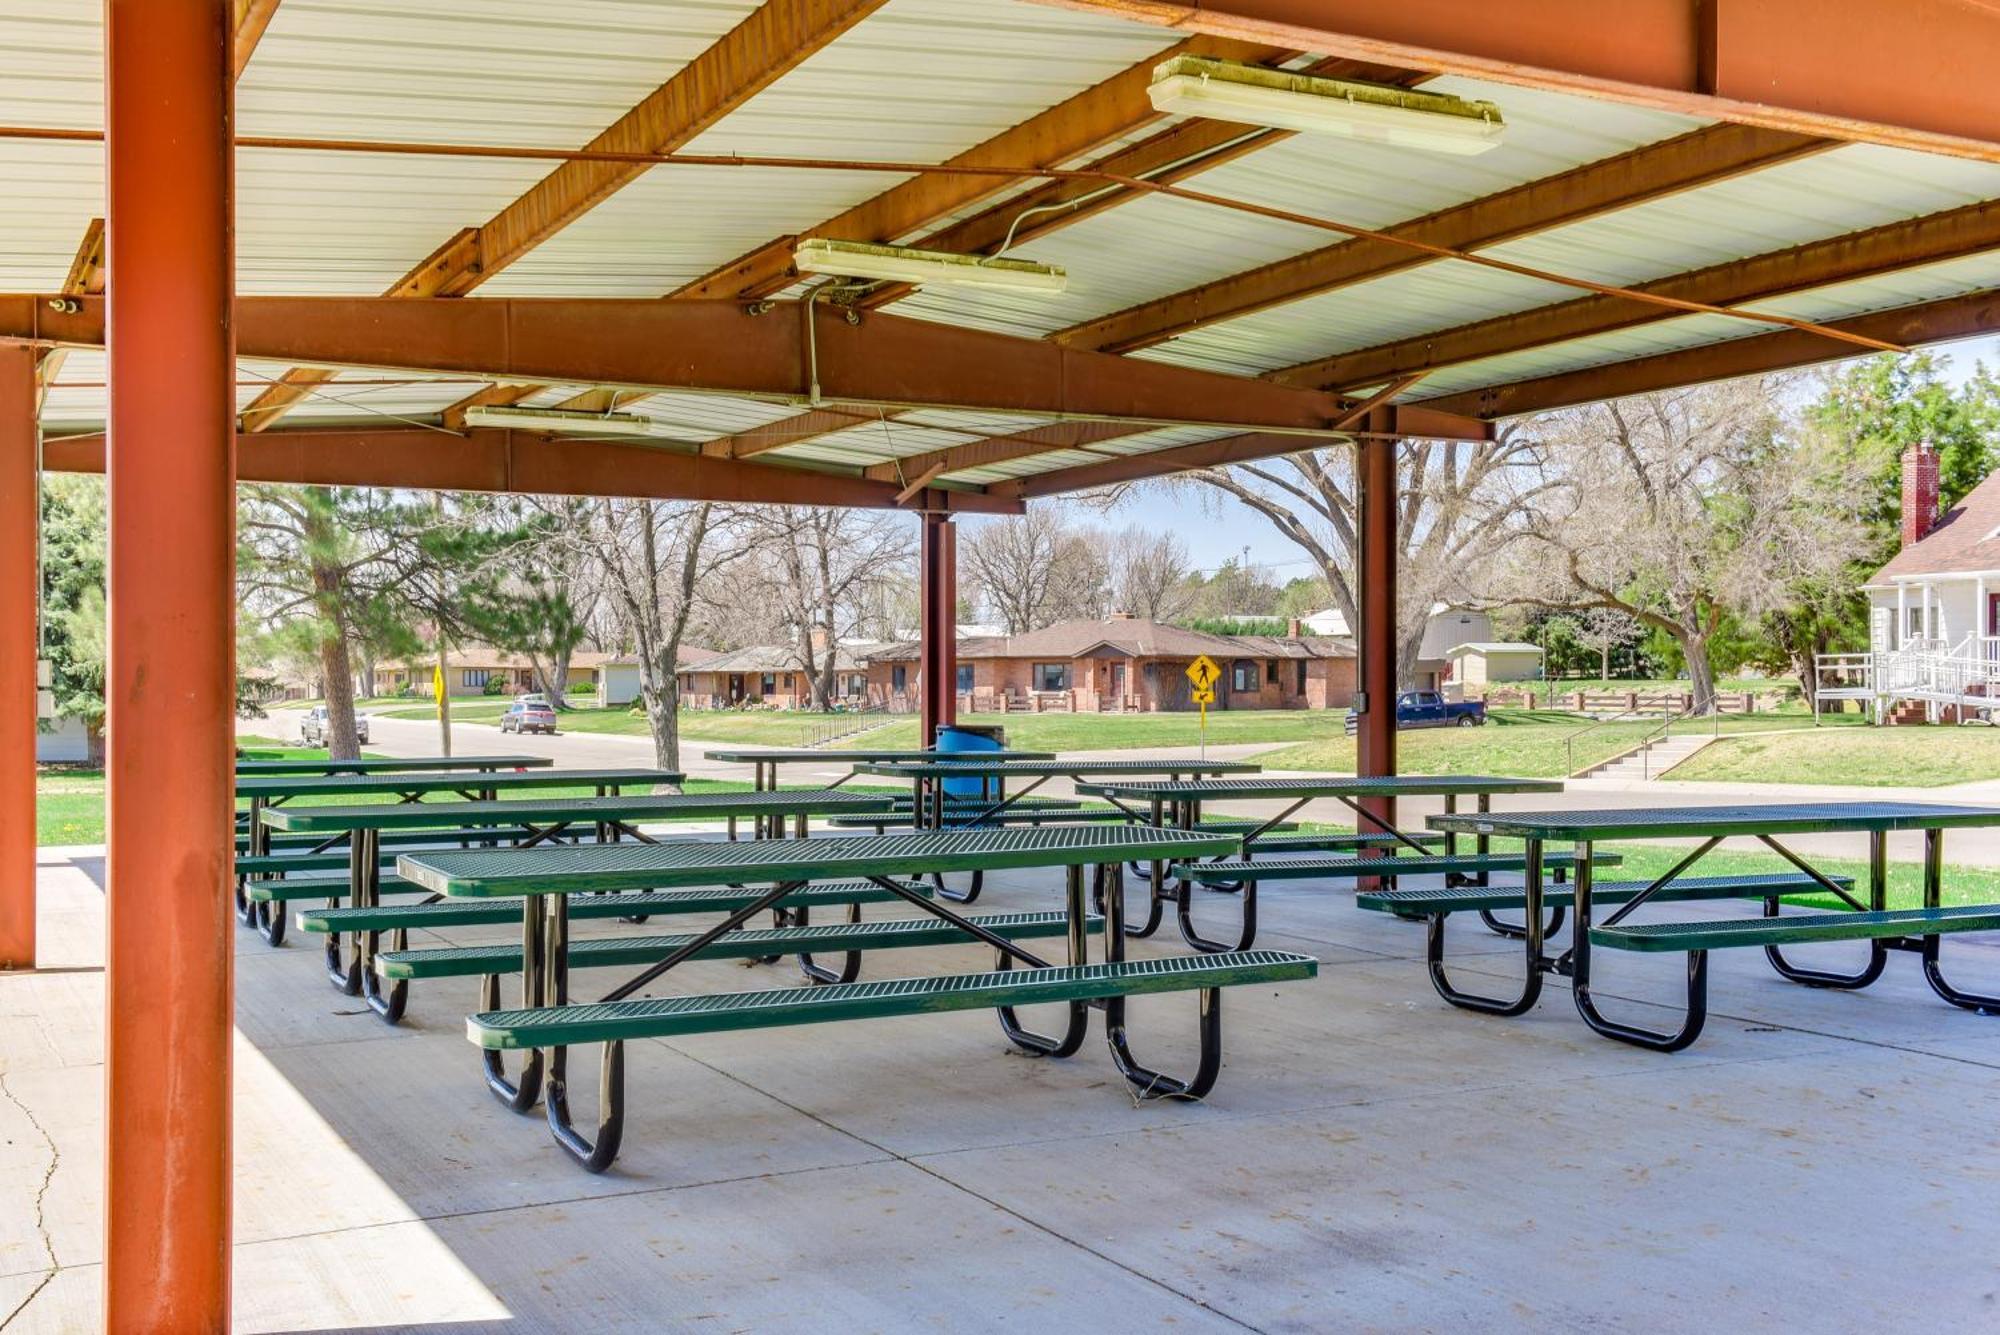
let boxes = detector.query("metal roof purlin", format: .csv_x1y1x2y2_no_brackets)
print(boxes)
242,0,892,435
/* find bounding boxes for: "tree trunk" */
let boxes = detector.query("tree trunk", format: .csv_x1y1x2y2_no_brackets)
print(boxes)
316,622,360,760
1681,631,1718,715
355,646,376,700
640,670,683,777
1600,642,1610,681
550,648,573,709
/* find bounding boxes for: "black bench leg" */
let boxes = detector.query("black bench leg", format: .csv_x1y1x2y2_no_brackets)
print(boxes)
234,876,255,928
796,902,864,986
1094,863,1164,939
1000,865,1091,1057
1921,936,2000,1015
931,870,984,904
362,928,410,1023
323,930,362,995
1175,876,1257,953
547,1040,624,1174
480,973,546,1113
1476,904,1566,942
1572,951,1708,1052
1425,912,1544,1016
1103,987,1223,1101
256,896,288,948
1761,898,1889,989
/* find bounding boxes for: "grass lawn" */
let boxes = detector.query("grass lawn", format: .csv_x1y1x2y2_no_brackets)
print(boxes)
1665,725,2000,787
1260,709,1855,778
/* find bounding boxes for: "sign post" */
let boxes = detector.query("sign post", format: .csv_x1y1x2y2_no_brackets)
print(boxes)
1186,655,1220,761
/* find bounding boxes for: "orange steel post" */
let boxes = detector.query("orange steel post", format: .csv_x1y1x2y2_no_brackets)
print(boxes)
0,345,34,970
103,1,237,1329
919,512,958,743
1356,435,1398,833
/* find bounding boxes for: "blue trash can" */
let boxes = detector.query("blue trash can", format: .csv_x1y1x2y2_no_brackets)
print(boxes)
936,723,1004,800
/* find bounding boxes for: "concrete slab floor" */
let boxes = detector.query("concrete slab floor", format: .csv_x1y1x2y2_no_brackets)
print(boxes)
2,854,1998,1332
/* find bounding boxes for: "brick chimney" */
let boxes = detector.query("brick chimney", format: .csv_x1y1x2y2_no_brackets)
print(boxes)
1286,616,1303,638
1902,441,1941,548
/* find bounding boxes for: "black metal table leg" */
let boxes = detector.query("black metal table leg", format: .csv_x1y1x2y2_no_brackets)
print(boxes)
1764,830,1889,989
1569,840,1707,1051
485,891,547,1113
1426,837,1547,1015
1101,863,1223,1099
997,864,1088,1056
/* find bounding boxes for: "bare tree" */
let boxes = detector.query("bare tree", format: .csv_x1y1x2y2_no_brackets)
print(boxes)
961,509,1111,631
745,508,915,709
1500,381,1868,713
1108,526,1194,621
1177,428,1554,686
579,500,749,771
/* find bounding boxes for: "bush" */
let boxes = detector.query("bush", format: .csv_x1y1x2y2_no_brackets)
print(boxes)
482,675,508,697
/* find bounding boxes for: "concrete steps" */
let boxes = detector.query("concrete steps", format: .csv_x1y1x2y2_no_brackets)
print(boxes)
1578,733,1714,781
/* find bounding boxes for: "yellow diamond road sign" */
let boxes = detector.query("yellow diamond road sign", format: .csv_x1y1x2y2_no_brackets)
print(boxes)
1187,655,1221,692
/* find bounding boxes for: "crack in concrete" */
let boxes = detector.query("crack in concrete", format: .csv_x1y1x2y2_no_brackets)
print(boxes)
0,1071,58,1331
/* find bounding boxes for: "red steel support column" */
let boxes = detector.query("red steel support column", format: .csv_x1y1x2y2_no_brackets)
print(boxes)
0,346,34,970
104,1,236,1328
919,513,958,743
1356,435,1398,831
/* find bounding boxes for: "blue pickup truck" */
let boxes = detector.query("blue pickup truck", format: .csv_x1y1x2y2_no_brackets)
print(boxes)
1343,690,1486,734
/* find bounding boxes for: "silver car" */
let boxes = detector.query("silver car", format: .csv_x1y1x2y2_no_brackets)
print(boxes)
299,704,370,747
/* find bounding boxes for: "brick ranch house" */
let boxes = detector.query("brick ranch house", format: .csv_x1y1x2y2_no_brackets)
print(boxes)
860,616,1359,714
678,643,879,709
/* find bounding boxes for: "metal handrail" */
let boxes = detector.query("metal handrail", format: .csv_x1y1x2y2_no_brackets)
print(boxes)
1564,699,1716,778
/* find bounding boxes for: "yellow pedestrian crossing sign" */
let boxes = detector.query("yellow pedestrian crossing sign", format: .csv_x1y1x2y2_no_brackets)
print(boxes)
1187,655,1221,755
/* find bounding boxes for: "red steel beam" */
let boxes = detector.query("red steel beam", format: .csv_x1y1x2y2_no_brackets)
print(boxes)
1355,426,1397,832
1025,0,2000,163
242,0,889,431
1293,198,2000,393
1416,287,2000,421
0,346,32,970
5,295,1363,434
103,1,236,1328
992,398,1480,497
41,427,1024,514
919,514,958,741
1054,122,1827,355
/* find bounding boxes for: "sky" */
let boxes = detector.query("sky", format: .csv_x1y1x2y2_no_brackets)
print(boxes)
1061,332,2000,580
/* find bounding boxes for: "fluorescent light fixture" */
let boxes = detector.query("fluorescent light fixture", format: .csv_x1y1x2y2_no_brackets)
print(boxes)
463,405,662,437
793,238,1067,293
1147,57,1505,155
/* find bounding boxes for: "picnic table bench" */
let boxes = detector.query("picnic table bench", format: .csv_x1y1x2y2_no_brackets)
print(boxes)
398,826,1316,1172
1424,800,2000,1050
706,747,1054,791
262,787,896,1010
1075,775,1565,951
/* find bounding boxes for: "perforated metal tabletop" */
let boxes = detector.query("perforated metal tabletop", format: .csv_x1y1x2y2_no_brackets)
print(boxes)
1076,775,1563,800
1427,801,2000,842
237,767,680,800
261,787,892,833
399,824,1244,897
853,758,1262,779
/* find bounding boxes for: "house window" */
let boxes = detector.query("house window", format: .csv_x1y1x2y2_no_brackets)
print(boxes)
956,664,975,692
462,669,488,689
760,673,777,695
1033,663,1070,692
1266,661,1279,685
892,665,908,691
1231,660,1257,692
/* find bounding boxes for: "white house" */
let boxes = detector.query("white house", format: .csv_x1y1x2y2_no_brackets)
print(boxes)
1301,605,1492,659
1447,642,1546,685
1863,443,2000,654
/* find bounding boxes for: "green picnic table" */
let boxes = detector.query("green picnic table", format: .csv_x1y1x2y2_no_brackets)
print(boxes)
232,766,682,935
235,754,552,776
851,758,1263,903
262,787,896,1013
396,825,1317,1172
1423,800,2000,1050
1075,774,1565,949
706,747,1055,791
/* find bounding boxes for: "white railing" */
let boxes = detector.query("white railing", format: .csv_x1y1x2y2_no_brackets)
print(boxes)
1818,638,2000,715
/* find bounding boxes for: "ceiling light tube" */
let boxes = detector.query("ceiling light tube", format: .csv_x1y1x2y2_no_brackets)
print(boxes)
463,405,662,437
793,238,1067,293
1148,57,1505,155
